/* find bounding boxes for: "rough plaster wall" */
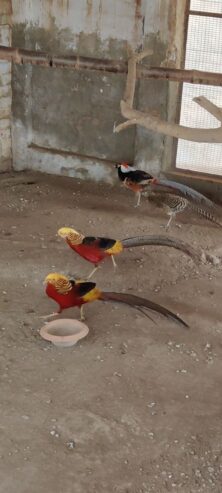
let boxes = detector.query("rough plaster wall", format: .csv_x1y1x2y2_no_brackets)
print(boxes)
11,0,172,182
0,0,12,172
12,0,144,48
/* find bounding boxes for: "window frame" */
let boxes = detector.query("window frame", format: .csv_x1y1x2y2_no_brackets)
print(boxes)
167,0,222,183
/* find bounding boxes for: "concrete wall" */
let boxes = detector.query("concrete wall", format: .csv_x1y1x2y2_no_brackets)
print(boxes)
11,0,179,182
0,0,12,171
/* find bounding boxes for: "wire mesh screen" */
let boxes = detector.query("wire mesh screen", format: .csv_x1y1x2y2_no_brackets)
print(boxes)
191,0,222,14
176,2,222,175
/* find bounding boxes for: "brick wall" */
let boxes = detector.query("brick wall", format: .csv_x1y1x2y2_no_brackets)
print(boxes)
0,0,12,171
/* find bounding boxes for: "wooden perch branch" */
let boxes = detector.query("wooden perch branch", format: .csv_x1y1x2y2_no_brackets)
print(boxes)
124,49,153,108
194,96,222,122
124,51,137,109
114,49,222,143
114,100,222,143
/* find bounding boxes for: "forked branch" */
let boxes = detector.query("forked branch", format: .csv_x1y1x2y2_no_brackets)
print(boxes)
114,50,222,143
193,96,222,123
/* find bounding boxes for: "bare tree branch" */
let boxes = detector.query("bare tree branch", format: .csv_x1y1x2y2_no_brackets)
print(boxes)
114,50,222,143
194,96,222,122
114,100,222,143
124,49,153,108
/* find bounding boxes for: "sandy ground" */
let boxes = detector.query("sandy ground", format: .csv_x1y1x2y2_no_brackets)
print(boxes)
0,171,222,493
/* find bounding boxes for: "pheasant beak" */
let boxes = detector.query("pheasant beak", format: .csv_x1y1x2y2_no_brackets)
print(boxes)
43,275,49,285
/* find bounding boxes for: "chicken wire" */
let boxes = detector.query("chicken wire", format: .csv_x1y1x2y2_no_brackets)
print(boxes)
176,2,222,175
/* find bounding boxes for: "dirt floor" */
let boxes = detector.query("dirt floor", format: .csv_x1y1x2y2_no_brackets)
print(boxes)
1,170,222,493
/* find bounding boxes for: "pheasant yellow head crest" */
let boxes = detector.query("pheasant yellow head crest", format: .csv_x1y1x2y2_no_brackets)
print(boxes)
44,272,69,285
44,273,73,294
57,227,84,245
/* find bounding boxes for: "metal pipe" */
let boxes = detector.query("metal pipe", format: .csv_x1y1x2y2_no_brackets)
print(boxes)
0,45,221,86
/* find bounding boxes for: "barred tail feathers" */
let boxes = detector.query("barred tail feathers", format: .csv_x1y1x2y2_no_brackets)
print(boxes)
187,202,222,228
142,179,222,227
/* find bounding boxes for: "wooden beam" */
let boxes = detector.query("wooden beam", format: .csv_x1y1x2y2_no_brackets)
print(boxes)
0,45,221,86
189,10,222,19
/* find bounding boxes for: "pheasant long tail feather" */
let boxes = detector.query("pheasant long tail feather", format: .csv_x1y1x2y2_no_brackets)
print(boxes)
100,291,188,328
121,235,200,263
150,178,215,208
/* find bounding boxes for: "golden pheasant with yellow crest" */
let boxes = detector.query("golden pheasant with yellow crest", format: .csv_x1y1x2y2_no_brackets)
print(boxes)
44,272,188,328
58,227,201,278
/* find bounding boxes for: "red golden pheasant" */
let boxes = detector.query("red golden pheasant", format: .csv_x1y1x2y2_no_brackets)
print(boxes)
44,272,188,328
116,163,222,229
58,227,201,278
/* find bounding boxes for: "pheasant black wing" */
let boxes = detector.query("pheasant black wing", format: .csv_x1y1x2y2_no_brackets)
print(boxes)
128,170,153,183
70,280,97,297
83,236,117,251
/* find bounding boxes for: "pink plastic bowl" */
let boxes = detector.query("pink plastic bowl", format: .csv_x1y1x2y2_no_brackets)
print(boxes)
40,319,89,347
